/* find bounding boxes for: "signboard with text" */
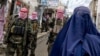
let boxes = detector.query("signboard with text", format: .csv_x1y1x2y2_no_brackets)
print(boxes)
41,0,47,6
47,0,59,7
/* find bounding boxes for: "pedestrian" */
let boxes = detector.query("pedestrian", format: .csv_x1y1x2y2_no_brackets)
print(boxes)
50,6,100,56
4,7,30,56
45,14,50,32
46,16,56,55
46,9,64,56
53,9,64,35
28,11,38,56
42,15,47,32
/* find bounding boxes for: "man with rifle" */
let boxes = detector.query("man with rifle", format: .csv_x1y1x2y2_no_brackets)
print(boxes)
28,11,38,56
4,7,31,56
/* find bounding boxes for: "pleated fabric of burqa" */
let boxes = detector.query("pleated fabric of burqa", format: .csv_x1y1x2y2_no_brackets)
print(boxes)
49,6,100,56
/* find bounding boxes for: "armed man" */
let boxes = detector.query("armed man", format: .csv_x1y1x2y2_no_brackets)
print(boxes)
46,9,64,55
4,7,30,56
46,14,55,55
27,11,38,56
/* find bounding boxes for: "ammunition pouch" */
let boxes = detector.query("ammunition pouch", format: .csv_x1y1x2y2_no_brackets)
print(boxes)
10,25,25,36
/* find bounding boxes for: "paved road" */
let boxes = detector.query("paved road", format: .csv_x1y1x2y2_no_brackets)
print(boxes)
0,33,49,56
35,34,48,56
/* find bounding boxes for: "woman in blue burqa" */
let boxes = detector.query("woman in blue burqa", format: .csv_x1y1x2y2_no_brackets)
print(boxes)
49,6,100,56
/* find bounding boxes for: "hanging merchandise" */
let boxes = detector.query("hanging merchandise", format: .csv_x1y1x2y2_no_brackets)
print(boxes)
0,0,7,8
0,5,5,43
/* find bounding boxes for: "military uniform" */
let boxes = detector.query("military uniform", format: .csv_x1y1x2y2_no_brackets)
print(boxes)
4,16,30,56
28,19,38,56
42,17,47,32
46,18,56,55
54,18,63,34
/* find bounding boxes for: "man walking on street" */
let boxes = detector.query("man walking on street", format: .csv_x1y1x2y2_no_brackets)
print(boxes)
4,7,30,56
28,11,38,56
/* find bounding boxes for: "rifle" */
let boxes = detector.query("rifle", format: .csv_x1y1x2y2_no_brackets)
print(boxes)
22,2,30,56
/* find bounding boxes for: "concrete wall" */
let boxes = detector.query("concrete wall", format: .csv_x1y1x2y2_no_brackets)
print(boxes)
89,0,97,23
96,0,100,30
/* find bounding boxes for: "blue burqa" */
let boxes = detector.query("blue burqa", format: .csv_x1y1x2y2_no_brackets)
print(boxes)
50,6,100,56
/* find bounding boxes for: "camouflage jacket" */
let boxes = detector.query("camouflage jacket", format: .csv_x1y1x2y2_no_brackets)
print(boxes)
4,17,31,44
28,19,39,35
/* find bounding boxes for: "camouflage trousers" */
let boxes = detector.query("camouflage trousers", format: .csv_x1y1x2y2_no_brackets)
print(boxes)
29,41,36,56
28,36,37,56
6,43,23,56
47,31,56,56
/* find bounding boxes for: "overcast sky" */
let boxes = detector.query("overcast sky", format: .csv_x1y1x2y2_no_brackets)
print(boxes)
60,0,92,12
